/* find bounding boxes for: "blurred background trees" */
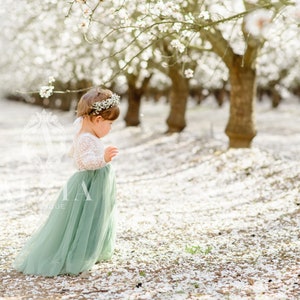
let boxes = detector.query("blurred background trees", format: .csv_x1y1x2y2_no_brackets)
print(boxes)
0,0,299,148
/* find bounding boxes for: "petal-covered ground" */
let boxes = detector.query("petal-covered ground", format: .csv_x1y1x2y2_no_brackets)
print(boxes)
0,97,299,299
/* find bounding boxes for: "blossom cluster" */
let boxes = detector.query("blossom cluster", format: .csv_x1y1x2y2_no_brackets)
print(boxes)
1,0,300,97
244,9,273,37
39,76,55,98
39,86,54,98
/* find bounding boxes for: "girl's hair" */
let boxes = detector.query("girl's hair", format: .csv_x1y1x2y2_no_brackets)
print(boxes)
76,88,120,121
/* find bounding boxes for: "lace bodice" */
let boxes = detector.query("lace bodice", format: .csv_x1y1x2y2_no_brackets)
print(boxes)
70,133,107,171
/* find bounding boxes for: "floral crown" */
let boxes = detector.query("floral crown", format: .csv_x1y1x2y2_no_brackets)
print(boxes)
90,93,120,115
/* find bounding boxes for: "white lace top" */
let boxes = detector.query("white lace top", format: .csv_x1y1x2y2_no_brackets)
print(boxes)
70,133,107,171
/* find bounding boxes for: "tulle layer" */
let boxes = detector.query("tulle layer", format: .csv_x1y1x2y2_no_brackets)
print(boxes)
13,165,116,277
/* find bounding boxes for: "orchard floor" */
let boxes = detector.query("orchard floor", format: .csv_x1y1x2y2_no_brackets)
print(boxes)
0,96,299,300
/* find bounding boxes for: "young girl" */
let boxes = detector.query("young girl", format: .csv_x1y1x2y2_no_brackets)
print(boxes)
13,88,120,276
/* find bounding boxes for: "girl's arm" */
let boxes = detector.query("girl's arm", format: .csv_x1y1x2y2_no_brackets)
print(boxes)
75,135,107,170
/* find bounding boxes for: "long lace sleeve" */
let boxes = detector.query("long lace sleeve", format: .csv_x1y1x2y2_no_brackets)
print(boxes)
72,133,107,170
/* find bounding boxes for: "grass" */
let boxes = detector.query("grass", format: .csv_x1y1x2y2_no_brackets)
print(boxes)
185,245,213,255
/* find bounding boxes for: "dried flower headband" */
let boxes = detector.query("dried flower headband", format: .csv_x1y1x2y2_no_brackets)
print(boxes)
90,93,120,115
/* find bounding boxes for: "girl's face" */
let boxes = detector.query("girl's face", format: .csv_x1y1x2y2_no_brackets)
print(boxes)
91,116,113,138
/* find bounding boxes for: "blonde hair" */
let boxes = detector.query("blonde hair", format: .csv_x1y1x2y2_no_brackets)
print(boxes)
76,88,120,121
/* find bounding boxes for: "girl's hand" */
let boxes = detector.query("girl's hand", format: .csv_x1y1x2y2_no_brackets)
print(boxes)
104,146,118,163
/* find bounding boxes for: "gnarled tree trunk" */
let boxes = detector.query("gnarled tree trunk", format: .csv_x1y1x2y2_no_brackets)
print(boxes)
201,21,261,148
166,64,189,133
225,56,257,148
124,73,152,127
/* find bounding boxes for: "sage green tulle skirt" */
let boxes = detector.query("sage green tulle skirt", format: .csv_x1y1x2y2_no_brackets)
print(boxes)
13,165,116,277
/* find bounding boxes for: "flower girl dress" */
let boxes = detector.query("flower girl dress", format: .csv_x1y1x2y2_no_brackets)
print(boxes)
13,132,116,276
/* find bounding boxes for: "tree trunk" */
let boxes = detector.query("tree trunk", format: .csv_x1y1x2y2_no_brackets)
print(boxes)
225,57,257,148
214,84,228,107
271,87,281,108
124,89,142,126
200,22,262,148
124,73,152,127
166,64,189,133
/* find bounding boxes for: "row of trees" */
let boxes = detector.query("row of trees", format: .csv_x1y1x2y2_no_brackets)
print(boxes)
1,0,300,148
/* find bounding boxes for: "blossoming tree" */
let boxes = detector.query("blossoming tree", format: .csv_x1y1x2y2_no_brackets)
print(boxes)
1,0,300,148
72,0,225,132
0,0,115,101
72,0,299,147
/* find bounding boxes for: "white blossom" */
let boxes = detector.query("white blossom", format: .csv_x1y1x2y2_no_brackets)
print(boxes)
245,9,273,37
39,85,54,98
158,23,169,33
170,39,185,53
172,22,182,32
199,10,210,20
160,1,180,17
293,1,300,19
82,6,92,18
149,5,161,17
184,68,194,78
118,8,129,20
48,76,55,84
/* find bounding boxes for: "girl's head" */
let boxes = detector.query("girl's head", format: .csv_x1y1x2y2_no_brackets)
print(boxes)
76,87,120,121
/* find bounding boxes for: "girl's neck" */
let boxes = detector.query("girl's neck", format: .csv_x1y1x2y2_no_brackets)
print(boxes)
78,117,97,137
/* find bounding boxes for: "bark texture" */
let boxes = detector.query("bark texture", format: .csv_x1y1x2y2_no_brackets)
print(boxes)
201,25,260,148
166,64,189,133
124,74,152,127
226,56,257,148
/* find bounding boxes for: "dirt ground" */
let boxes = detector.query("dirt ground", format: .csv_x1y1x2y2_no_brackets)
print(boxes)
0,96,299,299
